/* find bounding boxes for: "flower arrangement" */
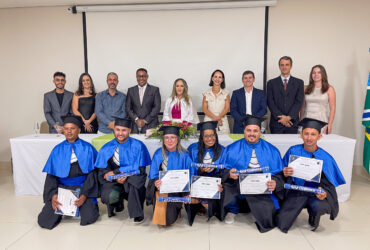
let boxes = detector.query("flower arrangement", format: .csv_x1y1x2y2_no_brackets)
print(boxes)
146,121,197,140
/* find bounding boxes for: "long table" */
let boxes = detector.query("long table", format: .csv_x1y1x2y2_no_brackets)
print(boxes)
10,133,356,202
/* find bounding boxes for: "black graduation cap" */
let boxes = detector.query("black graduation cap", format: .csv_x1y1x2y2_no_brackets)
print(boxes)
114,117,132,129
298,118,327,133
242,115,266,128
61,115,83,129
159,125,180,136
197,121,218,131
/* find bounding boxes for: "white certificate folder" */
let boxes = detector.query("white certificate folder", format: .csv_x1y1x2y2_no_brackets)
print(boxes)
159,169,190,193
288,155,323,183
239,173,271,195
55,187,80,217
191,176,221,199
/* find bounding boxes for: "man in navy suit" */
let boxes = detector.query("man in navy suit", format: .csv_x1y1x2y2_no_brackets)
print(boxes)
267,56,304,134
230,71,267,134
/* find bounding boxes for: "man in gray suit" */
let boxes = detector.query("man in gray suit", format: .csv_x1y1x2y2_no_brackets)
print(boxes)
43,72,73,133
125,68,161,134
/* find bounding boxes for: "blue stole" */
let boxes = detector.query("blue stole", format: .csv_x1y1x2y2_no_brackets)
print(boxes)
43,139,97,178
148,148,194,180
95,137,151,172
282,144,346,187
221,139,283,174
187,142,225,176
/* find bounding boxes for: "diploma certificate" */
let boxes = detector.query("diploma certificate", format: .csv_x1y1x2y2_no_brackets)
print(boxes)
288,155,323,182
239,173,271,195
159,169,190,193
55,187,80,217
190,176,221,199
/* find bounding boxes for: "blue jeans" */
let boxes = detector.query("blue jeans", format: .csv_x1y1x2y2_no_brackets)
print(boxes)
225,194,246,214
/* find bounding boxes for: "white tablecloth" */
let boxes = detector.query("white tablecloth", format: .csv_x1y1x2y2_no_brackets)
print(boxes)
10,133,356,202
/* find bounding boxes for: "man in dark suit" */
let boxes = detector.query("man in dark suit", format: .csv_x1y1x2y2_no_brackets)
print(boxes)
125,68,161,134
230,70,267,134
267,56,304,134
43,72,73,133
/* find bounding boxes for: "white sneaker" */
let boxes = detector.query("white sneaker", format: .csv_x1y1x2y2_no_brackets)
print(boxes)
225,213,236,224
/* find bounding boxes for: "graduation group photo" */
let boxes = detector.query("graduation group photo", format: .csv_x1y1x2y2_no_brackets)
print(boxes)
2,0,370,249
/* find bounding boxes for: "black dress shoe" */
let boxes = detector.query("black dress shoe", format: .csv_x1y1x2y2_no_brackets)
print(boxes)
133,216,144,224
107,204,116,217
310,215,321,231
115,202,124,213
308,215,315,226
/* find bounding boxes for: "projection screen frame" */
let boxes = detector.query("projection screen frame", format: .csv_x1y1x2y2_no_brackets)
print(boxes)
76,1,272,114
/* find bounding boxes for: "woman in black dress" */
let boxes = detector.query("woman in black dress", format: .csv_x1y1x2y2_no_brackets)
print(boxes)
72,73,98,133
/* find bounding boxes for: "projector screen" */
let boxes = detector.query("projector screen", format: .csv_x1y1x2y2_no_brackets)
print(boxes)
86,7,266,111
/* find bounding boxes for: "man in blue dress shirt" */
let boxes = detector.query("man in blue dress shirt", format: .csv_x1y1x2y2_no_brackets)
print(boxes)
96,72,127,133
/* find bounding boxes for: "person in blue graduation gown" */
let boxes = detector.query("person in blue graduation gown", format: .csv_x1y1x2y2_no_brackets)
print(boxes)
187,121,225,225
221,115,284,233
146,125,194,226
38,115,99,230
95,117,151,223
276,118,346,233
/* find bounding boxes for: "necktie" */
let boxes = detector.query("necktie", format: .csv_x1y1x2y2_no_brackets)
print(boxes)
284,79,288,91
139,87,144,105
113,146,120,166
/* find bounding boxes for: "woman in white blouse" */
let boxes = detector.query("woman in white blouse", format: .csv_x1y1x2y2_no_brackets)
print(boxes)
202,70,230,134
162,78,199,125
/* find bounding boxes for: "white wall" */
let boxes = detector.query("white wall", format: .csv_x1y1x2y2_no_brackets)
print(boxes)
0,7,84,161
0,1,369,170
85,8,266,110
267,0,370,171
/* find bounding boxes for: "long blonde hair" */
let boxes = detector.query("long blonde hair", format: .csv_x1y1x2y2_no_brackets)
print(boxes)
171,78,190,105
161,135,186,157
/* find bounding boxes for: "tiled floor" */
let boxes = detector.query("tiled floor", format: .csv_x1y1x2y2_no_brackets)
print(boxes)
1,163,369,250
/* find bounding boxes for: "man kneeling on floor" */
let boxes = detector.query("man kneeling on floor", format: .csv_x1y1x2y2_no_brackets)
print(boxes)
276,118,345,232
38,115,99,229
221,115,285,233
95,117,151,223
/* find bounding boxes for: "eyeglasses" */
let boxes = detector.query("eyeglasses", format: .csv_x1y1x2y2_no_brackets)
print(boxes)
137,75,148,78
164,136,178,141
204,134,216,139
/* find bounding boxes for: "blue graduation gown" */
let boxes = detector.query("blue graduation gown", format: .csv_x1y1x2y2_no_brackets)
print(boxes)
38,139,99,229
95,137,151,172
95,137,151,219
148,148,194,179
187,142,226,225
146,148,193,226
221,138,283,174
220,138,285,233
282,144,345,187
187,142,225,177
276,144,346,232
43,138,97,178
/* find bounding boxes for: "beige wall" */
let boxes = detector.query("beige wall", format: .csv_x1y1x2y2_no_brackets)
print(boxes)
0,6,84,161
268,0,370,171
0,1,369,170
